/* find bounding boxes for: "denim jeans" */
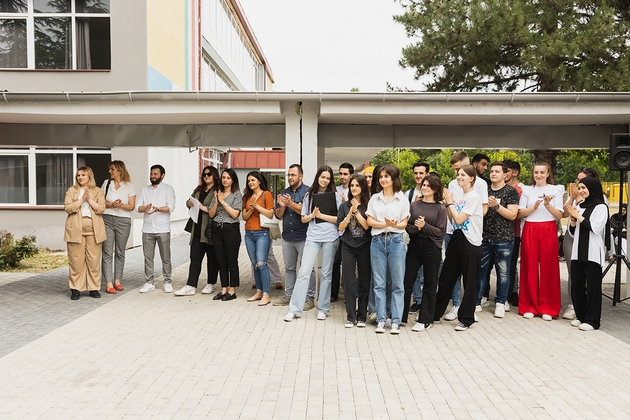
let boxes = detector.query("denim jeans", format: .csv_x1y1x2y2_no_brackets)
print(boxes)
289,239,338,315
441,233,461,307
476,238,514,304
412,266,424,304
371,233,406,324
282,239,316,300
245,230,271,294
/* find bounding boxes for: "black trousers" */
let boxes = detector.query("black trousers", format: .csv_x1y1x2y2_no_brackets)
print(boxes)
212,222,241,288
341,241,371,323
186,235,219,287
332,244,342,299
434,230,482,327
570,260,602,329
508,237,521,298
402,237,441,324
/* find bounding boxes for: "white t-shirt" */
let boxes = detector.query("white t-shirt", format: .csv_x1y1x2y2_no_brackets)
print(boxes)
519,184,563,222
450,189,483,246
366,191,410,236
301,192,343,243
446,176,488,235
101,180,136,218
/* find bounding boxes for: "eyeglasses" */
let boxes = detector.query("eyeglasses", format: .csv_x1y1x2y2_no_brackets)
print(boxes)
202,173,212,177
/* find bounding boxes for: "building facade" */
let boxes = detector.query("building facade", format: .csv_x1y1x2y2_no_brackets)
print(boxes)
0,0,273,249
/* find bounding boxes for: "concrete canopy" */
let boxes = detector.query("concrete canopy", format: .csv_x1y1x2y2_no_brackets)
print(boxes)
1,91,630,169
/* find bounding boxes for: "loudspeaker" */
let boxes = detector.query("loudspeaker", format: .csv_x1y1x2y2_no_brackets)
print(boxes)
610,134,630,171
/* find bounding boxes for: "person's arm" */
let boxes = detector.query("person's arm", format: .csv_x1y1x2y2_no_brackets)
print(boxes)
367,216,387,229
337,203,350,232
354,208,369,230
91,188,106,214
496,203,519,221
64,188,81,214
257,191,275,219
162,185,176,213
208,191,219,218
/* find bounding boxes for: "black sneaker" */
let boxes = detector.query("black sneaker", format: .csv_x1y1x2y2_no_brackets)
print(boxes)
89,290,101,298
71,289,80,300
409,302,421,313
510,293,519,307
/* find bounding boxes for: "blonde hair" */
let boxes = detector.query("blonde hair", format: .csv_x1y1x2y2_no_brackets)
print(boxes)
109,160,131,183
75,166,96,188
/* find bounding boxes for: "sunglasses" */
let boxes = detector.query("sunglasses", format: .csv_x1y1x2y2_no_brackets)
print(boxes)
202,172,212,177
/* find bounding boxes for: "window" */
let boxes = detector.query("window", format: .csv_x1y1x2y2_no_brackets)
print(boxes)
0,148,110,206
0,154,29,203
0,0,110,69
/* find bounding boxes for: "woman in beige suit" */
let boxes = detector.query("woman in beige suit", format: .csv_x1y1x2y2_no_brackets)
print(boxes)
64,166,107,300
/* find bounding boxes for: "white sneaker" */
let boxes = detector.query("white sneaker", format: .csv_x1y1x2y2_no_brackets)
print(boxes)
494,303,505,318
375,322,386,333
523,312,534,319
367,312,377,323
542,314,552,321
284,312,295,322
317,312,326,321
480,297,490,307
201,284,214,294
390,323,400,334
139,283,155,293
163,283,173,293
444,306,459,321
412,322,432,332
562,305,576,320
571,319,582,327
579,323,594,331
454,322,468,331
504,302,511,312
174,285,195,296
474,313,478,322
475,305,482,313
344,320,354,328
356,320,366,328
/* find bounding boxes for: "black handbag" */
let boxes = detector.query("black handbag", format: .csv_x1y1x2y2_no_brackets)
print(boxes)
184,218,193,233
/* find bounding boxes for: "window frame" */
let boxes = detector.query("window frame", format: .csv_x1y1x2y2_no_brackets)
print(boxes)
0,0,111,70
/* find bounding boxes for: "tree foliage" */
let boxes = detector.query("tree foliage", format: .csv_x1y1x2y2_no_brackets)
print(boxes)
394,0,630,92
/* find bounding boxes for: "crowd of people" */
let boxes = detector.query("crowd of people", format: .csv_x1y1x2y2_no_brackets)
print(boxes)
63,153,613,334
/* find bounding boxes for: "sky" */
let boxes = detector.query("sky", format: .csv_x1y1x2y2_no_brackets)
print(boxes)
238,0,423,93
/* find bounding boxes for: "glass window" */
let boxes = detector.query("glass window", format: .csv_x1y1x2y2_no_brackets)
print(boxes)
0,18,27,67
0,0,110,69
35,17,72,69
76,0,110,13
34,0,71,13
36,153,73,205
77,153,110,186
0,1,27,13
0,155,28,203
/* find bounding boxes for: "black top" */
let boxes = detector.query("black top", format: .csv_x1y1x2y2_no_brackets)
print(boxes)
337,201,371,247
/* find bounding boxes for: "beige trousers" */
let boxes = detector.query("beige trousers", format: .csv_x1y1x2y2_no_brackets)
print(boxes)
67,217,102,291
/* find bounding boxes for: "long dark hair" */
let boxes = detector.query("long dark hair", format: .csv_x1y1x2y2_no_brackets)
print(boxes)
219,169,240,193
194,166,219,194
307,165,335,212
378,164,403,193
370,164,385,195
348,175,370,217
243,171,269,202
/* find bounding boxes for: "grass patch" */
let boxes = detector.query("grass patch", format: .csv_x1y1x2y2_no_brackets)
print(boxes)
3,250,68,273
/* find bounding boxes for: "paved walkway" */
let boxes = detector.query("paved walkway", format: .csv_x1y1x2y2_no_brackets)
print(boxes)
1,234,630,419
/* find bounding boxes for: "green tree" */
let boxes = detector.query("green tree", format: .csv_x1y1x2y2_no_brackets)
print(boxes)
370,148,422,191
394,0,630,92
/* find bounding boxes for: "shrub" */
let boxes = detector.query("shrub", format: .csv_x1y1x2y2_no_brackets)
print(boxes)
0,233,38,270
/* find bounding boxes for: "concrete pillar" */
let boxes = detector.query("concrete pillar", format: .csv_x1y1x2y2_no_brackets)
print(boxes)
281,101,301,173
281,100,323,181
301,101,323,181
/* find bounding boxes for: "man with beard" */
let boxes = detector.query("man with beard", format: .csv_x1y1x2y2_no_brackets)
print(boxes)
137,164,176,293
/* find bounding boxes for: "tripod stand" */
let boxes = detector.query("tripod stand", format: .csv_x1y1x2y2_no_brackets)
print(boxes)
602,170,630,306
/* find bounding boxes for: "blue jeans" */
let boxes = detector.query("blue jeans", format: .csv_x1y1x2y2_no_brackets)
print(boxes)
441,233,461,307
245,230,271,294
476,239,513,304
412,266,424,304
289,239,338,315
371,233,406,324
